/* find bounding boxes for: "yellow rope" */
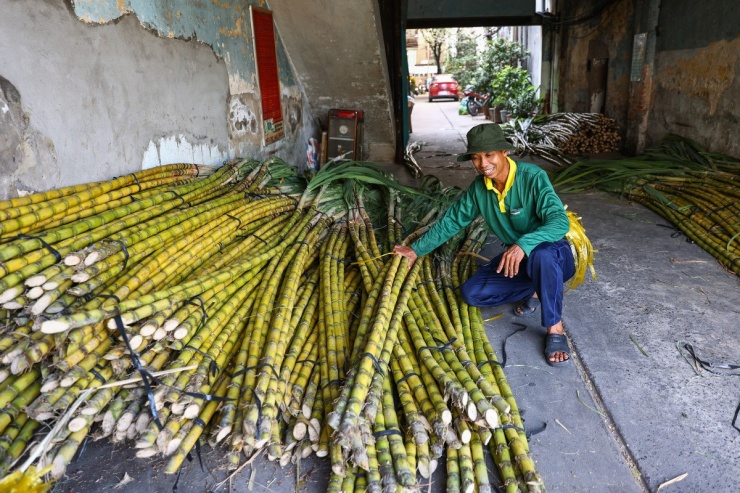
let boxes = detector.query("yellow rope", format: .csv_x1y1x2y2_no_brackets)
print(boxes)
482,313,504,322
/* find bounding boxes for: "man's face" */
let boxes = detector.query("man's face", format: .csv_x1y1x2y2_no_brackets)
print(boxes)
471,150,510,183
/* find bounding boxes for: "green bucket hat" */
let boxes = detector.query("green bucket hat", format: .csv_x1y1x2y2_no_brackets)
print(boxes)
456,124,515,162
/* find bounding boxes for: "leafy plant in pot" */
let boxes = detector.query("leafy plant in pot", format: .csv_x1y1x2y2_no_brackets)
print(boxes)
491,66,543,121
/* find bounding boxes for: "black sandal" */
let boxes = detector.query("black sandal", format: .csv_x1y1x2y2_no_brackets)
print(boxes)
545,333,571,366
513,296,540,317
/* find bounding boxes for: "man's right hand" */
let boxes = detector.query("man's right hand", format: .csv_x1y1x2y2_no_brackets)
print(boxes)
392,245,418,268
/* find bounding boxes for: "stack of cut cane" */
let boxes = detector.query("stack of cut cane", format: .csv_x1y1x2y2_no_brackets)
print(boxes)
0,158,550,493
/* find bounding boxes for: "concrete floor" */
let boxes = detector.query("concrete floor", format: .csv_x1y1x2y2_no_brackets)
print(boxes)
56,99,739,493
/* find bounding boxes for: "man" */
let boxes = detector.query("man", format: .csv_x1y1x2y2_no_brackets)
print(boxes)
393,123,575,366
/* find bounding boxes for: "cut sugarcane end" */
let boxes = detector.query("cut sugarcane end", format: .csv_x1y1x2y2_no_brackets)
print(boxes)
0,287,22,304
460,428,472,444
41,319,71,334
42,280,59,290
139,324,157,337
64,254,83,266
136,447,158,458
25,275,47,287
84,251,101,266
165,439,182,456
26,286,44,300
71,273,91,283
31,294,54,315
484,409,499,428
293,421,307,440
183,404,200,420
68,417,89,432
215,426,231,443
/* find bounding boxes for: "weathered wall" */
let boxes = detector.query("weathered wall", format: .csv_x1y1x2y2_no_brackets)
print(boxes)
268,0,396,162
557,0,635,141
558,0,739,157
0,0,317,199
647,1,739,156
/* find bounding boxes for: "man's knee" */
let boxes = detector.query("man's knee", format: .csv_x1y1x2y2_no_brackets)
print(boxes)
529,244,558,270
460,280,481,306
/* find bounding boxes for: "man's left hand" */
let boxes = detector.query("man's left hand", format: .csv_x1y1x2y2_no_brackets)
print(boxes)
496,244,525,278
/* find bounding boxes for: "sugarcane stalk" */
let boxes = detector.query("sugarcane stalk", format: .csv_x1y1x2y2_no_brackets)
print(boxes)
381,374,415,487
471,431,492,493
446,445,462,493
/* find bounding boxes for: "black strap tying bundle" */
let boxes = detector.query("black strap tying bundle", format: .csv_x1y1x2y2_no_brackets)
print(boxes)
183,345,220,383
13,234,62,263
362,352,385,377
129,173,141,192
109,239,130,269
680,343,740,374
397,371,420,385
373,429,403,438
225,213,242,230
296,359,319,366
184,296,208,329
419,336,457,354
500,422,547,440
112,314,232,432
90,367,107,384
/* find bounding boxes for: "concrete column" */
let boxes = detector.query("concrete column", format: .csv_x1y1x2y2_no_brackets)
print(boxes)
624,0,661,155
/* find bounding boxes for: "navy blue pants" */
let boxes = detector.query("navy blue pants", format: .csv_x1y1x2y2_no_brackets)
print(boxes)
460,239,575,328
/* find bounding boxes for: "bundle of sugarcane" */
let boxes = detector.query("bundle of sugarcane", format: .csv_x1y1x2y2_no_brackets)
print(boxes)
0,158,544,492
554,134,740,274
0,157,302,476
0,164,214,239
503,113,620,166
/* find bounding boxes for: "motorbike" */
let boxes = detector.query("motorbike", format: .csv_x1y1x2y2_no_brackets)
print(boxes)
463,87,492,117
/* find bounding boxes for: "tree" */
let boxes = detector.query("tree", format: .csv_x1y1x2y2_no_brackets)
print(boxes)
421,29,449,74
446,29,479,89
473,37,529,94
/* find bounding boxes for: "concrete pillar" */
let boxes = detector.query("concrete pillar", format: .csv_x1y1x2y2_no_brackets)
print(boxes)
624,0,661,155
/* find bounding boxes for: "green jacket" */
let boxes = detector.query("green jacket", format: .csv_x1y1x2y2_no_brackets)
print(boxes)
411,161,569,257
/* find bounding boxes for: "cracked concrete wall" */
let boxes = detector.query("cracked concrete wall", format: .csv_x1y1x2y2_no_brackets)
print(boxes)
0,0,317,199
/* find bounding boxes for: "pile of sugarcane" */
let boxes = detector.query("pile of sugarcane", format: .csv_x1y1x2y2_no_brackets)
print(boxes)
503,113,621,166
0,159,550,492
554,134,740,275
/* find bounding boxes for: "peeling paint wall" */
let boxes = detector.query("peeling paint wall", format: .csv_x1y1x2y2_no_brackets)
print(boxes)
0,0,318,199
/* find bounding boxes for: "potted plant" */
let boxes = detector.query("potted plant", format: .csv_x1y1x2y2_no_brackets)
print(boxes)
491,66,542,121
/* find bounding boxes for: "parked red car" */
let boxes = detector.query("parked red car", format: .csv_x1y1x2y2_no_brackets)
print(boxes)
428,74,459,102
